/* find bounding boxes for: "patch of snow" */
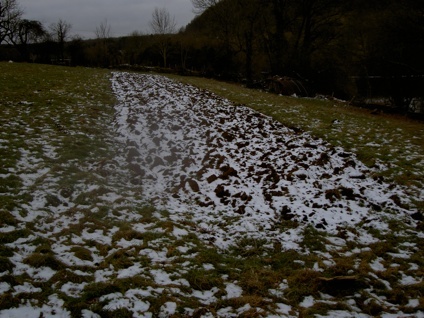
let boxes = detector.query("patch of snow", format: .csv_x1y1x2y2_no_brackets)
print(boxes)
216,307,236,317
223,282,243,299
81,310,101,318
275,303,292,315
370,257,386,272
172,227,188,238
387,251,412,259
0,294,71,318
202,263,214,270
192,287,219,305
117,263,144,279
12,282,42,296
407,299,420,308
94,266,115,283
176,245,191,254
400,272,422,285
313,262,324,272
60,282,88,297
369,273,392,290
139,248,168,264
27,266,56,281
81,229,112,246
409,263,419,270
159,302,177,318
300,295,315,308
100,292,150,313
0,225,16,233
237,303,252,314
0,282,10,293
116,238,143,248
381,312,424,318
270,279,289,298
315,311,372,317
326,236,346,247
150,269,188,287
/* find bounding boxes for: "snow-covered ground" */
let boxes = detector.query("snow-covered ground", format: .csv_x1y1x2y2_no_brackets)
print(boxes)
0,71,422,317
111,72,418,249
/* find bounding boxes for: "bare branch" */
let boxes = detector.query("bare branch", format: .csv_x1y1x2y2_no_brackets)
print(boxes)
50,19,71,43
50,19,72,60
95,19,111,39
191,0,220,14
0,0,23,44
150,7,176,35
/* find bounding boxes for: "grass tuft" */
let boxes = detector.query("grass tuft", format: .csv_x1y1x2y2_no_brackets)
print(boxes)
104,250,134,270
239,267,280,296
50,269,92,285
0,210,18,227
186,268,224,291
23,253,65,270
0,229,32,244
0,245,14,258
97,308,134,318
0,256,14,272
285,269,321,304
82,281,121,302
112,227,144,242
70,246,93,261
0,294,20,311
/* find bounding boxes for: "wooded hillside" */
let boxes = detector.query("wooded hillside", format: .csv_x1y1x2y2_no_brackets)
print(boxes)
184,0,424,102
1,0,423,108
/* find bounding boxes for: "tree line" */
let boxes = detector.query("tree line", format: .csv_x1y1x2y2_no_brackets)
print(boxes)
0,0,181,67
186,0,424,109
1,0,424,110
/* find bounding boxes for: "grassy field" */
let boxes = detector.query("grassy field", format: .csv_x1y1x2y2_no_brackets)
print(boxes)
1,63,423,317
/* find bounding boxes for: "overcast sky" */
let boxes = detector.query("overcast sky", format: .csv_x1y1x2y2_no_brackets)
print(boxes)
19,0,196,39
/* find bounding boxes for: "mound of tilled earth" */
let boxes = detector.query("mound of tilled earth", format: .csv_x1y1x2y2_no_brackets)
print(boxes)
112,72,418,249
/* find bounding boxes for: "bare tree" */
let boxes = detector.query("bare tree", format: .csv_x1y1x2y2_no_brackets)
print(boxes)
95,19,111,39
150,7,176,35
50,19,71,61
50,19,71,43
0,0,22,44
191,0,220,14
93,19,112,67
150,7,176,67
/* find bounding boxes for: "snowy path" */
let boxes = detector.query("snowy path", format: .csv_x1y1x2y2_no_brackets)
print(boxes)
111,72,417,249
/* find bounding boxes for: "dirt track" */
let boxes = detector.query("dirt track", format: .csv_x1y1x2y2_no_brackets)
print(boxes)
112,72,417,249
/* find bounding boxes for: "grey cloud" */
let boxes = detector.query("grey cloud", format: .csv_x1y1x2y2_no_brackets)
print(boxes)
19,0,195,38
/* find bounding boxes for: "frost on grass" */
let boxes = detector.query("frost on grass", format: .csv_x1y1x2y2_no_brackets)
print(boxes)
1,70,423,317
